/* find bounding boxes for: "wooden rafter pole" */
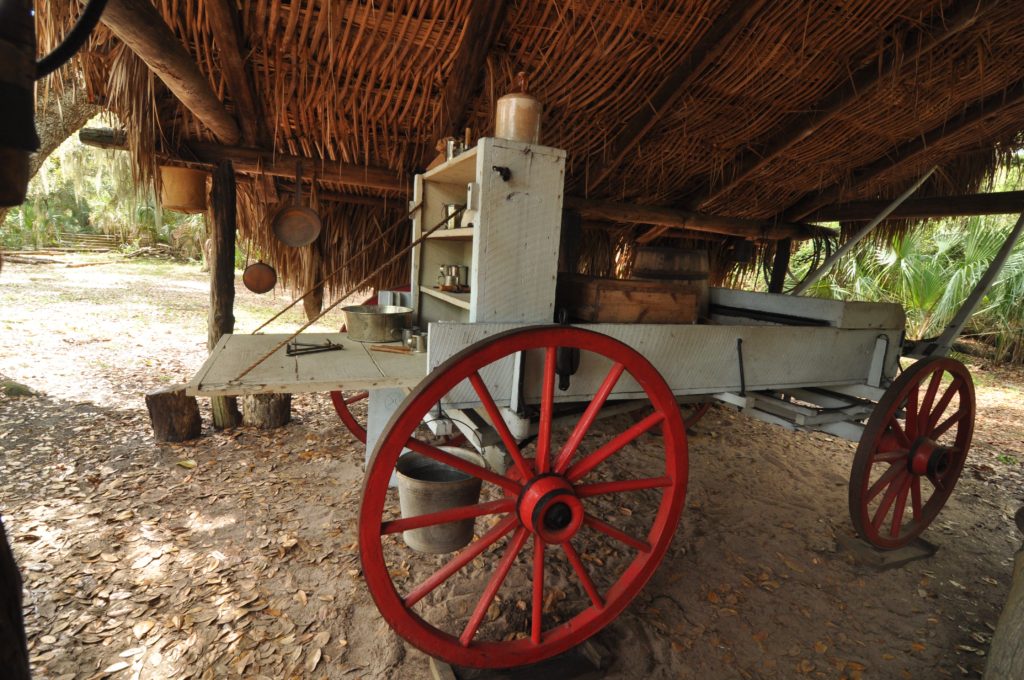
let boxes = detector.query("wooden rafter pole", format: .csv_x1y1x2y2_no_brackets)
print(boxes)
204,0,263,145
441,1,508,138
780,79,1024,222
583,0,766,193
562,196,832,242
77,129,405,193
691,0,992,210
95,0,241,144
808,190,1024,222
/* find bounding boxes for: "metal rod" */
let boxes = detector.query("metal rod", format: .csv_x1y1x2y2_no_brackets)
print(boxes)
930,210,1024,356
791,167,936,295
232,207,463,382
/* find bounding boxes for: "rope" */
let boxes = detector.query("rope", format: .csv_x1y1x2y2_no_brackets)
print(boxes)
232,206,464,382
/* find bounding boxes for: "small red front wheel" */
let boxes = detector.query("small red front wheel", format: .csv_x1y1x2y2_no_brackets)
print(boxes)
849,357,975,550
329,390,370,443
359,326,688,668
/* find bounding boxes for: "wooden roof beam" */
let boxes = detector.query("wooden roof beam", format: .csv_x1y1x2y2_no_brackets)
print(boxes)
691,0,993,210
562,196,833,242
781,79,1024,222
809,191,1024,222
441,1,508,138
583,0,766,193
205,0,264,145
96,0,241,145
78,128,405,193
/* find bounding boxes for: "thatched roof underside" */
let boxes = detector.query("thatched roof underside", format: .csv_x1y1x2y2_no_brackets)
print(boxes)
36,0,1024,293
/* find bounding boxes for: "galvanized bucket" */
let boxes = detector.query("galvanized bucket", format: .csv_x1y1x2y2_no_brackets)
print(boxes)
395,447,484,554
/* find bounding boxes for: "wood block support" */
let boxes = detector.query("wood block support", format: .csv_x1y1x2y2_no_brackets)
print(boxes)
145,385,202,442
209,160,241,429
242,393,291,429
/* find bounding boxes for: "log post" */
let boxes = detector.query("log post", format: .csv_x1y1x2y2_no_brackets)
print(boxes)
985,507,1024,679
0,519,29,680
0,0,37,208
768,239,792,293
242,393,292,429
209,161,241,429
145,385,202,441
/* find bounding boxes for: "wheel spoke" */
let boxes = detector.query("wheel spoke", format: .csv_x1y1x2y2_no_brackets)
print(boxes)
553,363,626,473
460,528,529,647
381,499,514,535
567,411,664,482
405,438,521,494
531,537,544,645
403,515,518,607
931,409,966,440
925,378,961,434
887,417,911,449
905,385,920,439
873,449,910,464
889,478,911,538
469,372,534,480
561,541,604,609
536,347,557,474
911,476,922,521
575,476,673,498
917,370,942,437
871,471,908,531
865,463,902,503
583,514,651,553
346,391,369,405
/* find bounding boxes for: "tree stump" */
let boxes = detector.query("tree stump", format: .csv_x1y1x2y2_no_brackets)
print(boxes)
985,507,1024,679
242,393,291,429
145,385,202,442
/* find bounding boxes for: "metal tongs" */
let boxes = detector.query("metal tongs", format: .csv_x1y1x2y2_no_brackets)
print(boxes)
286,339,343,356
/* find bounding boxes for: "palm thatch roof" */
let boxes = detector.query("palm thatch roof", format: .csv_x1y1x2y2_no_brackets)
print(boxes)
35,0,1024,291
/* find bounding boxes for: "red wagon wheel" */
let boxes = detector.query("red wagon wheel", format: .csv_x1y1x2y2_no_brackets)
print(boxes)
359,326,688,668
849,357,975,550
330,390,370,443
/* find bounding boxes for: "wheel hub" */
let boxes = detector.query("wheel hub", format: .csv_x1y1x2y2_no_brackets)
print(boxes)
909,437,951,479
517,474,584,544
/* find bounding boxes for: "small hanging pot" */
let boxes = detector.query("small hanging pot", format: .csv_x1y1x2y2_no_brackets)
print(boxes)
243,261,277,294
271,161,322,247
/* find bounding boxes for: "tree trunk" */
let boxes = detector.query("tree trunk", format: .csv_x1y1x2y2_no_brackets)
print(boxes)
145,385,202,441
242,393,291,429
209,161,240,429
985,508,1024,679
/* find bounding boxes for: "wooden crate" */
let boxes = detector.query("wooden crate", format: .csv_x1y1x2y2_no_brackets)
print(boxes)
557,273,698,324
631,246,709,318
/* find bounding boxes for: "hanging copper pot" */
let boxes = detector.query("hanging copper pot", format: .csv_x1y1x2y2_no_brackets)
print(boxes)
242,261,277,294
271,161,321,247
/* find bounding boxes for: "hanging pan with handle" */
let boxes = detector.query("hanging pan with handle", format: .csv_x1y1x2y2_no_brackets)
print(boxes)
271,161,321,247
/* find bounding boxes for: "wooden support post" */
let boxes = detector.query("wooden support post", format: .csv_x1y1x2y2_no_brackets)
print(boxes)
0,519,30,680
209,160,241,429
145,385,202,441
204,0,263,145
768,239,791,293
242,393,292,429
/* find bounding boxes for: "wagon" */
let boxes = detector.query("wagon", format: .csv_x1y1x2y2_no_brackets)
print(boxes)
188,137,1022,669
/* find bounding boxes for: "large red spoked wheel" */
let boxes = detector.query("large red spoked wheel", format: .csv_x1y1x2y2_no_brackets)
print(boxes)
359,326,688,668
329,390,370,443
849,357,975,550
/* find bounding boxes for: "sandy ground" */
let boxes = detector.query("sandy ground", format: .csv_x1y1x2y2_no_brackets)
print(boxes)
1,254,1022,679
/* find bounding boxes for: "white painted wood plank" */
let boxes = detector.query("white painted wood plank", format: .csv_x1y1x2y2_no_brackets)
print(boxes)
710,287,906,330
186,333,427,397
427,322,903,407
